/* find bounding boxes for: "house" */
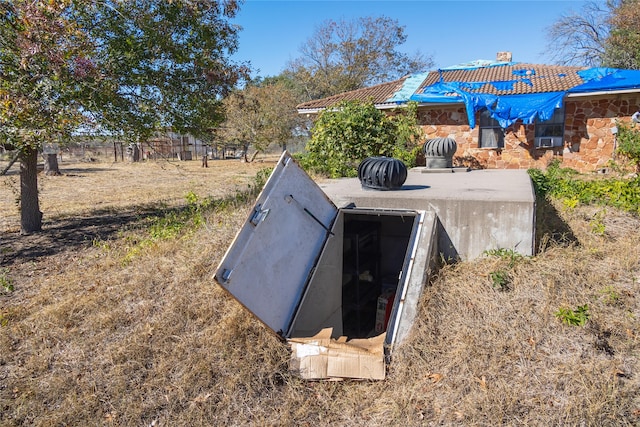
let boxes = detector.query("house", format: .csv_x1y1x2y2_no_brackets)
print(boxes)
297,53,640,172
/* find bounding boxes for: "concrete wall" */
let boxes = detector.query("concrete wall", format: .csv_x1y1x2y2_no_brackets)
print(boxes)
321,169,536,261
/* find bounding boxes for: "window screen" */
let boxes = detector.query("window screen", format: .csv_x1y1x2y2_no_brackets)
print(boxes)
479,110,504,148
535,107,565,138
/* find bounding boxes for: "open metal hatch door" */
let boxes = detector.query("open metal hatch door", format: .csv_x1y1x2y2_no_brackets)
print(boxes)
214,152,338,337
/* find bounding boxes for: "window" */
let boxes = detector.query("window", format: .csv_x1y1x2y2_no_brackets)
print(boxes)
534,107,565,148
535,107,564,137
479,110,504,149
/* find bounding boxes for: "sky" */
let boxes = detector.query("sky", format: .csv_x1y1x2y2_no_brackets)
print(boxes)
230,0,591,79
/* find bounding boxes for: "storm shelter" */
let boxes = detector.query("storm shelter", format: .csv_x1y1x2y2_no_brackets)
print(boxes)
214,152,435,349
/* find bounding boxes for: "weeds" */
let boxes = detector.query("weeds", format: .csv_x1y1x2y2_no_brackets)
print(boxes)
555,304,590,326
91,238,111,250
589,209,607,235
484,248,523,291
489,270,511,291
121,168,272,264
0,268,13,293
483,247,524,268
599,286,620,305
185,190,211,227
528,160,640,215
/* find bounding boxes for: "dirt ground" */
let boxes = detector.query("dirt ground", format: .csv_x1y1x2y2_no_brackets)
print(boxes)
1,156,277,233
0,156,277,265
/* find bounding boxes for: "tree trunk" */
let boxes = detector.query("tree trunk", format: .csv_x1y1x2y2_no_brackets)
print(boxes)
249,150,259,162
132,144,140,162
243,143,250,163
43,153,61,176
19,147,43,234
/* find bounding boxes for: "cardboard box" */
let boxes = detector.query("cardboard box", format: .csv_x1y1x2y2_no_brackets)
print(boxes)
288,328,386,380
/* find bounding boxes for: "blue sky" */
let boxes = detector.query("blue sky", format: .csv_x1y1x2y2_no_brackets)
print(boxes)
231,0,590,79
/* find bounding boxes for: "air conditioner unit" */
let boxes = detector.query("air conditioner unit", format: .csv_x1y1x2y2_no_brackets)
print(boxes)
534,136,563,148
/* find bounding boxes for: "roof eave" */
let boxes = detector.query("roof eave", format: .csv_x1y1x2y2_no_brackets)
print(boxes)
297,108,323,115
297,102,409,115
297,88,640,116
567,88,640,97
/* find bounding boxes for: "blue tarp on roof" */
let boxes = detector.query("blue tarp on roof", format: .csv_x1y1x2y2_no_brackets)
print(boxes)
439,59,516,70
482,92,565,128
385,72,430,103
569,68,640,93
404,64,640,129
409,61,571,128
410,81,565,128
408,81,464,104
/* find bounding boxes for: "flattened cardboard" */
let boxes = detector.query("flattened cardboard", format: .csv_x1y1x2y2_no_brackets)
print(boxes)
288,328,386,380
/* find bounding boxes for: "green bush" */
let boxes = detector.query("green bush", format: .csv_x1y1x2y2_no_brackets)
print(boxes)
616,120,640,172
528,160,640,215
304,100,423,177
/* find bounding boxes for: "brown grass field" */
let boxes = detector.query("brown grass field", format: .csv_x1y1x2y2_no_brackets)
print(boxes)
1,157,639,426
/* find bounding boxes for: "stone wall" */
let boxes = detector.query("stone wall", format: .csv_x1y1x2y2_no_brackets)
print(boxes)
417,93,640,172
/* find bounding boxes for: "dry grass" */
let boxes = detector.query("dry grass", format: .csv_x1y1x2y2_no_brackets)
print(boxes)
0,157,275,234
1,158,639,426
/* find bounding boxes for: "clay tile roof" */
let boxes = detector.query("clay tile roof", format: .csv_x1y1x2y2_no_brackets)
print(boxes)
296,76,409,111
296,63,587,111
419,63,586,95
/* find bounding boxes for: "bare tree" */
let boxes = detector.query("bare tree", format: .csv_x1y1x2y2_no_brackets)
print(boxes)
285,16,433,101
545,1,612,66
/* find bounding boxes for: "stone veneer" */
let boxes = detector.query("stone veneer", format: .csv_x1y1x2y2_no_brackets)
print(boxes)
416,93,640,172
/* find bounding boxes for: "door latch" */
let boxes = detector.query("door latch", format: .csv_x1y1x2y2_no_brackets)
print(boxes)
249,204,270,226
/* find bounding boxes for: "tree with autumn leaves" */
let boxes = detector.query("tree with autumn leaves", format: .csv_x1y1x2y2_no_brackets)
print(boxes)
0,0,248,234
546,0,640,69
218,78,304,162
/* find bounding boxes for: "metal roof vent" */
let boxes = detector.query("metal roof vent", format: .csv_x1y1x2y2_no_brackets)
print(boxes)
357,156,407,190
423,137,457,169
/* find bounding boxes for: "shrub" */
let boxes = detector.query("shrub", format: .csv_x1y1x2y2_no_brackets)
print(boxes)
527,161,640,215
304,100,423,177
616,120,640,172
